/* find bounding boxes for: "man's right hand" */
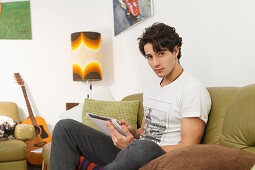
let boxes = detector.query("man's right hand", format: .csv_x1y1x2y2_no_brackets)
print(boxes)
105,121,134,150
118,120,136,137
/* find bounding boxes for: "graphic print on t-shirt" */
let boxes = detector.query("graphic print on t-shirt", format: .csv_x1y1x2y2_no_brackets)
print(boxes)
140,98,172,144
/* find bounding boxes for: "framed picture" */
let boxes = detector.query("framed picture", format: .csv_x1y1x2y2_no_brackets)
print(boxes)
113,0,153,36
0,0,32,39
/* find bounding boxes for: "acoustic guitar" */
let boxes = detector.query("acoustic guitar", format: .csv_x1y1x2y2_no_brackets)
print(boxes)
14,73,52,165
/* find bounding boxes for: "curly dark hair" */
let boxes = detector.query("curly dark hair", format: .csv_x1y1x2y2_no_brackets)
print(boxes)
138,22,182,59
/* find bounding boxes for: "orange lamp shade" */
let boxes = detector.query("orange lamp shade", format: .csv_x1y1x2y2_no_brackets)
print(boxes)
71,32,102,81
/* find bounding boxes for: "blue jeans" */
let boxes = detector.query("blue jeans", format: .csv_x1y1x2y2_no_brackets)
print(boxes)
50,119,166,170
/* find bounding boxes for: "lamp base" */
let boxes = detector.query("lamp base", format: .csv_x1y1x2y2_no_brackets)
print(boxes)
86,80,92,98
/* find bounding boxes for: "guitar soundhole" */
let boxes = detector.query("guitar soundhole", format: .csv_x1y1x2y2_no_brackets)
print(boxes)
34,126,40,135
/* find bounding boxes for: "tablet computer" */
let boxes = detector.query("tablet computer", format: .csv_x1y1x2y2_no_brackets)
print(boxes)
86,113,126,136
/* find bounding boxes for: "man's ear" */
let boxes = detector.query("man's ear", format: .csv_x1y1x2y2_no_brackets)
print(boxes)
173,46,179,57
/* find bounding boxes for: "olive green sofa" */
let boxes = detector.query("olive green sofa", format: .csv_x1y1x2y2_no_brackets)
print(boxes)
0,102,35,170
43,84,255,169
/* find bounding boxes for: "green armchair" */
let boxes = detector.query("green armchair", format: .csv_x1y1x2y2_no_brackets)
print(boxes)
0,102,35,170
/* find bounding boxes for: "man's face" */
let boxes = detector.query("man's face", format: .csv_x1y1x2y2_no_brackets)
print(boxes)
144,43,178,78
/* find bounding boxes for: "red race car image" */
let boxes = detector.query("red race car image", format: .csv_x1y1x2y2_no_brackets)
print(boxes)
125,0,140,16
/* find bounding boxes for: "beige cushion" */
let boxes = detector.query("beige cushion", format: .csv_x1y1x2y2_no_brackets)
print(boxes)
14,124,35,140
139,144,255,170
0,139,26,161
82,99,140,131
0,102,19,123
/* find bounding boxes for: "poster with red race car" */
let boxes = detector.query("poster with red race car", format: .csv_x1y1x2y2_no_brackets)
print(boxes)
113,0,153,36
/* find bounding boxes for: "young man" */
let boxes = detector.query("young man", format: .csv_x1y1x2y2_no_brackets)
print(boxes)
50,23,211,170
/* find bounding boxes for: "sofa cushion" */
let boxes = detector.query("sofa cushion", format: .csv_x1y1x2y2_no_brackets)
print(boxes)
219,84,255,154
0,139,26,161
82,99,140,132
121,93,144,128
202,87,239,144
139,144,255,170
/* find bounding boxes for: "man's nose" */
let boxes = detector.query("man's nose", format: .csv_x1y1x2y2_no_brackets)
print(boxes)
153,57,160,67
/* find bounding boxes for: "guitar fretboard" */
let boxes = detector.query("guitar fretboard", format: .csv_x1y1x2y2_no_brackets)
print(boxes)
21,86,37,126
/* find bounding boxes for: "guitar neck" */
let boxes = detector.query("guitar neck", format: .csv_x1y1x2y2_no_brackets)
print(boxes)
21,86,37,126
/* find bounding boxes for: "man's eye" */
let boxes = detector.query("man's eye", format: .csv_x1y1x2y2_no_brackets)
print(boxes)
146,56,152,59
158,53,164,56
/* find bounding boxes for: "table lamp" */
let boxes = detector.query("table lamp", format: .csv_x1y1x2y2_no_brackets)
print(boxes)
71,31,102,98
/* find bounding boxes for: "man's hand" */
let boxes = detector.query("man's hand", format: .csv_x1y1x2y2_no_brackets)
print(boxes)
105,121,134,150
118,120,136,137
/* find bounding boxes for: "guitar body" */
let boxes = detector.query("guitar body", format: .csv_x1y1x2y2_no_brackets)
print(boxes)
22,116,52,144
22,116,52,165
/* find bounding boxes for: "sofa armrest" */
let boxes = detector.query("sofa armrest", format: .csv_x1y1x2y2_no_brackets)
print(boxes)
14,124,35,140
42,143,51,166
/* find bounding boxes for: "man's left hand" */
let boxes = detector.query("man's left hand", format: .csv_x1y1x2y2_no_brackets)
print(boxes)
105,121,134,150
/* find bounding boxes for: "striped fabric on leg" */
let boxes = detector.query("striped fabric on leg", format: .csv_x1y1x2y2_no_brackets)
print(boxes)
78,156,104,170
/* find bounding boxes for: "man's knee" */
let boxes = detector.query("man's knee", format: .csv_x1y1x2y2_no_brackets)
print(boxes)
130,140,161,151
115,140,165,169
128,140,165,160
53,119,76,134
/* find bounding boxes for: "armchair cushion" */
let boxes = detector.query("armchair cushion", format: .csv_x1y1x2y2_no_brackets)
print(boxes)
14,124,35,140
0,102,20,122
139,144,255,170
0,160,27,170
0,139,26,162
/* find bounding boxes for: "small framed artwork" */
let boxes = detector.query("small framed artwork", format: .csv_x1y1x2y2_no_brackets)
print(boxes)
0,0,32,39
113,0,153,36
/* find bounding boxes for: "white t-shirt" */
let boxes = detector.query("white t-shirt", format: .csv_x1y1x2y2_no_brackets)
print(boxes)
140,71,211,146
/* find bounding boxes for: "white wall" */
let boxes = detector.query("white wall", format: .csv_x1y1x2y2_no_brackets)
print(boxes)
111,0,255,100
0,0,114,131
1,0,255,130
